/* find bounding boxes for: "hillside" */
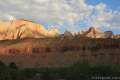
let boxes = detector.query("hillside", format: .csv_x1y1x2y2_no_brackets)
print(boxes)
0,37,120,68
0,19,59,40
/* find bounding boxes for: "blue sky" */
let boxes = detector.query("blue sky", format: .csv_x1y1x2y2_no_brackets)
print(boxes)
0,0,119,34
86,0,120,10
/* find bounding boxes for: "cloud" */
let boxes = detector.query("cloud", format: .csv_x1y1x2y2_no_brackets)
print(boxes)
87,3,113,27
0,0,119,32
88,3,120,30
107,11,120,28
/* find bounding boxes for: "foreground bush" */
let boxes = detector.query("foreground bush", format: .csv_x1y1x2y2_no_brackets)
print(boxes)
0,60,120,80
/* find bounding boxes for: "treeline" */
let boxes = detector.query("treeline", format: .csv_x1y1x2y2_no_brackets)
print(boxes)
0,60,120,80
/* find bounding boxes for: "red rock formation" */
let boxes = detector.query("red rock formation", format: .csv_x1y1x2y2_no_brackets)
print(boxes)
0,19,59,40
82,27,114,38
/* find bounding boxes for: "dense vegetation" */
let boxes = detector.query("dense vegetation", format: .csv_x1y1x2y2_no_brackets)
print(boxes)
0,60,120,80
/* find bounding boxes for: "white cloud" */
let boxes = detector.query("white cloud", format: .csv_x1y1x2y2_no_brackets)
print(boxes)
0,0,119,32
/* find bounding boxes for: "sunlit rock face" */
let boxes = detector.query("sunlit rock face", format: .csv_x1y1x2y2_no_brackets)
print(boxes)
104,31,113,38
0,19,60,40
46,27,60,37
81,27,114,38
82,27,104,38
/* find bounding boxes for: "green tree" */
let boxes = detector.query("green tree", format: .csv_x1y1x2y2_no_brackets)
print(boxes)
9,62,18,70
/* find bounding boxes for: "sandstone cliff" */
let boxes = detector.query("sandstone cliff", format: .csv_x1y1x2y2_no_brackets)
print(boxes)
0,19,59,40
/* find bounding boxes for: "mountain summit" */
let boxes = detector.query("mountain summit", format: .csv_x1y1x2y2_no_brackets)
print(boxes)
82,27,114,38
83,27,104,38
0,19,59,40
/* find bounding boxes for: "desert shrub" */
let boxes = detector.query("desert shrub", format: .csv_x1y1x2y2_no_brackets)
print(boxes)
0,60,6,69
0,60,11,80
64,60,90,80
0,60,118,80
9,62,18,70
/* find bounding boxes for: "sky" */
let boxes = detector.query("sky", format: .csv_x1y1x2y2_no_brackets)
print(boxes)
0,0,119,34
